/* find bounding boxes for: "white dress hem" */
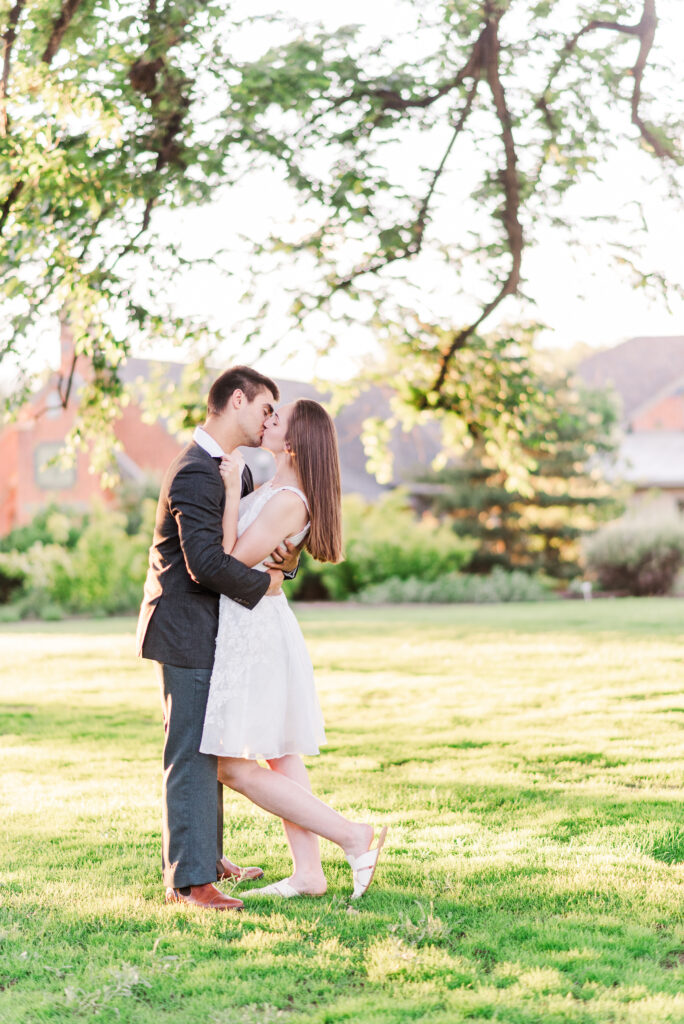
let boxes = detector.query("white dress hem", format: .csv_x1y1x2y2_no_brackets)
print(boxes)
199,479,326,760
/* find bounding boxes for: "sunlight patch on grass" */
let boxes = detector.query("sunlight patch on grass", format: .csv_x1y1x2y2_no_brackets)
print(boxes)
1,603,683,1023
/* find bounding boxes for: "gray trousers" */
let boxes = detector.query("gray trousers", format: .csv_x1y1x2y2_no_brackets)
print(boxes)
155,662,223,889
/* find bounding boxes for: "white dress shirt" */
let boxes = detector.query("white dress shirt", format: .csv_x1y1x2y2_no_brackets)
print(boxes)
193,425,225,458
192,426,296,578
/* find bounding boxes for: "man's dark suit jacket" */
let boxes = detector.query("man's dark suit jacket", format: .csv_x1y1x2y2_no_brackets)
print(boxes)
136,441,269,668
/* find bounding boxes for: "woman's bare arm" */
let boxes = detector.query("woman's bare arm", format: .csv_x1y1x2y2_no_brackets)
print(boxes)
229,491,308,569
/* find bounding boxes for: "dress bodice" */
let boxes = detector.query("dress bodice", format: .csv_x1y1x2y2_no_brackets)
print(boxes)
238,479,310,571
204,477,324,760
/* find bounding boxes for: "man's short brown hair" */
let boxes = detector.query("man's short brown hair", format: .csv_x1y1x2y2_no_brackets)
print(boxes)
207,366,279,415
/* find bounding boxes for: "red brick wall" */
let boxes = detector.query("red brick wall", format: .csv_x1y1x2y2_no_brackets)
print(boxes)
631,391,684,431
0,380,185,535
14,395,105,528
114,406,184,476
0,427,19,535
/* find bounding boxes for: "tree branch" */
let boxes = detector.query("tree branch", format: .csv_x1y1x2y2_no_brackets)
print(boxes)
413,80,479,242
365,57,479,113
539,13,643,104
433,6,522,396
58,350,78,408
0,179,23,235
0,0,25,135
331,78,480,291
112,92,189,265
310,9,523,394
41,0,86,65
629,0,670,158
109,12,191,265
537,1,673,159
311,19,487,131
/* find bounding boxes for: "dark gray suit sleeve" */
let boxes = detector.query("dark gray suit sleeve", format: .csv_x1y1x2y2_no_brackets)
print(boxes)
169,460,269,609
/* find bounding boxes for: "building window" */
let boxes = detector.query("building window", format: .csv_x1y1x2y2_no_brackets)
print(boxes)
34,442,77,490
45,390,63,419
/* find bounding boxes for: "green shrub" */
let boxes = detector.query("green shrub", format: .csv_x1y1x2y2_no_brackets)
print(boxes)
0,603,22,622
0,542,73,614
0,500,157,618
584,520,684,596
357,567,552,604
0,557,26,602
36,601,66,621
63,505,145,613
0,504,87,553
57,501,156,614
288,491,474,601
3,490,473,615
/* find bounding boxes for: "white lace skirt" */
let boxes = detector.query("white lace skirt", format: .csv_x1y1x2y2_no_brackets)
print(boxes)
199,592,326,760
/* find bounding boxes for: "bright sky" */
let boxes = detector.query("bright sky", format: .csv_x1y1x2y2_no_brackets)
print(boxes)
150,0,684,383
32,0,684,384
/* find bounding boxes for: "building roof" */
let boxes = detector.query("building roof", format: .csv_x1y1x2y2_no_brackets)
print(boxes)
612,431,684,488
247,378,442,500
576,336,684,424
121,357,442,501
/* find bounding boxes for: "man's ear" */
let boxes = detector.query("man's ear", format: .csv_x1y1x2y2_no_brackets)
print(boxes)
231,389,244,408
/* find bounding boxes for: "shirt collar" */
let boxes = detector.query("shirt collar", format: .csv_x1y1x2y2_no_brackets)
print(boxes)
193,425,225,459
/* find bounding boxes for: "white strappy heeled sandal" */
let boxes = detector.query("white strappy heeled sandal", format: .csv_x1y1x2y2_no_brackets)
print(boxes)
242,879,323,899
346,826,388,900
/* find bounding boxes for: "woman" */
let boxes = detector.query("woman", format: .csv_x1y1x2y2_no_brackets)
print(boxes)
199,399,387,899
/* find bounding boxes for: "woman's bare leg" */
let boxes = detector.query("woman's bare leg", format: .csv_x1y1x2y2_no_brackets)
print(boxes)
218,756,372,861
265,755,326,894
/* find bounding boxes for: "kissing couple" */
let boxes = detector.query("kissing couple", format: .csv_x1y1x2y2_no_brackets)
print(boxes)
136,366,387,911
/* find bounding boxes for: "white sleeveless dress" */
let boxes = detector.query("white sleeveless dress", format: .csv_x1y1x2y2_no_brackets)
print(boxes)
199,480,326,760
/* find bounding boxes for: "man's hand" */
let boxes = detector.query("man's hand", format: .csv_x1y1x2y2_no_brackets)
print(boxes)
264,540,300,575
265,569,284,596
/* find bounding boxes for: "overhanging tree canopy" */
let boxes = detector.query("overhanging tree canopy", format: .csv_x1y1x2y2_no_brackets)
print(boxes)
0,0,681,473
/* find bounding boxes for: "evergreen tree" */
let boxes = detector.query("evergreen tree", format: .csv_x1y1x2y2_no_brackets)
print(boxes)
415,378,622,579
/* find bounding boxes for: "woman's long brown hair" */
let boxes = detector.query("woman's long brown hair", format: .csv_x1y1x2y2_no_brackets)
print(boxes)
285,399,343,563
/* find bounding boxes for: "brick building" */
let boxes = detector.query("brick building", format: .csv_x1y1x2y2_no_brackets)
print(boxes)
0,324,441,535
577,336,684,517
0,324,184,534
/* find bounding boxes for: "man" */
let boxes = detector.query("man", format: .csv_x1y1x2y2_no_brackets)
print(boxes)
137,366,297,911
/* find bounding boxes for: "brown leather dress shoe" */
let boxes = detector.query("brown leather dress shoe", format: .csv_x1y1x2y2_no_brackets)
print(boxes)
216,856,264,882
165,883,244,911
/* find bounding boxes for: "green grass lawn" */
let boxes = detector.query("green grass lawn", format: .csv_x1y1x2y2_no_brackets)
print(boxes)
1,599,683,1023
